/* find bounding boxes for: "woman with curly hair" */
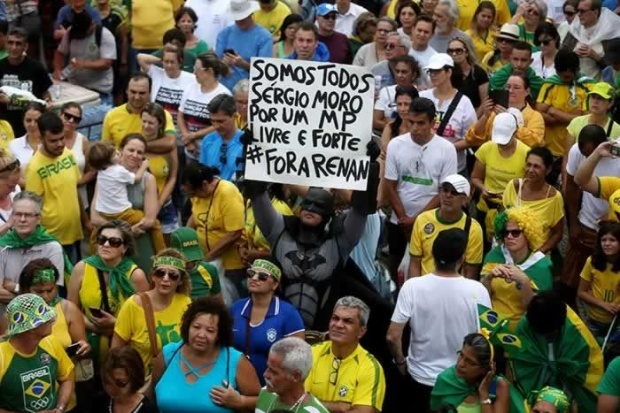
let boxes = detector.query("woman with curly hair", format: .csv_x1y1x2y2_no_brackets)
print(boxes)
481,207,553,330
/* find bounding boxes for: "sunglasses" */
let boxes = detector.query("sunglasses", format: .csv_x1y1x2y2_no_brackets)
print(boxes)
447,48,465,55
220,143,228,166
62,112,82,123
503,229,523,238
538,39,553,46
564,10,576,16
329,357,341,385
0,159,20,173
577,7,592,13
385,43,402,50
96,235,125,248
153,268,182,281
321,13,337,20
246,269,271,281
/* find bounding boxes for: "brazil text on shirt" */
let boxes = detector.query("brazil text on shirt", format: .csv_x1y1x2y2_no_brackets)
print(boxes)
402,175,433,186
36,155,77,179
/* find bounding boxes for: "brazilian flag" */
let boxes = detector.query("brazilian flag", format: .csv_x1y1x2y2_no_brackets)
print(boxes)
509,307,604,412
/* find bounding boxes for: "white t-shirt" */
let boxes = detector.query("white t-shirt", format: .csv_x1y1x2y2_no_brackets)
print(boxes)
335,2,368,36
409,46,437,70
391,274,492,386
149,65,196,124
185,0,230,50
385,134,457,224
375,85,397,120
566,143,620,229
9,135,35,176
531,52,557,80
95,164,136,214
179,82,231,132
419,89,477,173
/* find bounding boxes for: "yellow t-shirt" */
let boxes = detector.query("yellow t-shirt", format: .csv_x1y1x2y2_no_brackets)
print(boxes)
580,256,620,323
191,179,244,270
244,198,293,251
466,105,544,148
0,120,15,152
481,51,507,75
502,179,565,243
131,0,181,49
102,104,176,149
305,341,386,410
146,154,169,194
474,140,529,211
537,81,592,157
0,336,75,412
567,115,620,152
410,209,484,275
597,176,620,222
25,148,83,245
114,292,191,376
456,0,511,31
52,300,72,350
253,1,291,37
465,29,495,62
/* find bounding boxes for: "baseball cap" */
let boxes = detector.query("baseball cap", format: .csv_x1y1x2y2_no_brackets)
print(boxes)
507,107,524,127
492,112,519,145
6,294,57,337
169,227,204,262
604,38,620,65
425,53,454,71
588,82,615,100
316,3,337,16
432,228,468,267
610,189,620,214
441,174,470,197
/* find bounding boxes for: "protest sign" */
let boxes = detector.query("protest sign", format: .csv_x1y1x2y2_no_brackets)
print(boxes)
246,58,374,190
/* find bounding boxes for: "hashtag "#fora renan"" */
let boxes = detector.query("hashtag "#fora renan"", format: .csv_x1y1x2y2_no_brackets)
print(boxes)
262,148,369,182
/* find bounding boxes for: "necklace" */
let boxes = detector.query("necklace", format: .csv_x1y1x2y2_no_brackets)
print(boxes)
267,391,307,413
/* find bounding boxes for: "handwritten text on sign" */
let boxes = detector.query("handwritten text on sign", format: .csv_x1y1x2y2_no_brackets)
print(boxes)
246,58,374,190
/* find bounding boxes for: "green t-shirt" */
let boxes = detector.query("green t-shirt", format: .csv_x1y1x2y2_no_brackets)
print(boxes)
151,48,196,73
0,50,7,61
189,262,222,300
187,40,210,57
598,357,620,397
256,388,330,413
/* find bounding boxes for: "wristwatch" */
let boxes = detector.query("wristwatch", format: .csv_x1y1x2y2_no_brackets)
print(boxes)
13,283,19,294
481,398,492,405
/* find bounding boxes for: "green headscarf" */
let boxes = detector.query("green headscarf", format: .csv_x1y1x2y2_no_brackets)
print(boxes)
532,387,570,413
83,254,136,303
0,225,74,283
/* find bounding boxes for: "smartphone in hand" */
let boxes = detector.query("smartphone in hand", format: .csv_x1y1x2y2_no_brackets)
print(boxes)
89,307,104,318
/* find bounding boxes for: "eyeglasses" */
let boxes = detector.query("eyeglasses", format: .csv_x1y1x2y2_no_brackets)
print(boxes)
153,268,181,281
246,269,271,281
503,229,523,238
62,112,82,123
456,350,480,367
220,142,228,166
12,211,39,219
577,7,592,14
440,185,462,196
0,159,20,173
385,42,402,50
96,235,125,248
321,13,337,20
329,357,341,385
447,48,465,55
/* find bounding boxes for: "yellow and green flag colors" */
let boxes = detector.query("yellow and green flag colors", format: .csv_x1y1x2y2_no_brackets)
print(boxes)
510,306,604,412
478,305,524,356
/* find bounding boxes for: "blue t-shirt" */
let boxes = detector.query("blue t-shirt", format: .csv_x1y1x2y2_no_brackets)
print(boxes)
231,296,305,385
215,24,272,91
199,129,244,182
55,5,102,29
156,342,242,413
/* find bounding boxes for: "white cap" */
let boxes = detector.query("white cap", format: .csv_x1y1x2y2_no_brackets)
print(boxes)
425,53,454,71
441,174,470,197
492,112,519,145
507,107,524,127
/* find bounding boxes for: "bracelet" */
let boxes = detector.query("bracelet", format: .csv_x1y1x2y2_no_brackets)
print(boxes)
56,405,66,412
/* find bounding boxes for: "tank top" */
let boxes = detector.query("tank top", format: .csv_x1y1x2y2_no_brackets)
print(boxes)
145,154,169,195
52,300,72,349
155,342,242,413
277,41,286,58
78,261,137,317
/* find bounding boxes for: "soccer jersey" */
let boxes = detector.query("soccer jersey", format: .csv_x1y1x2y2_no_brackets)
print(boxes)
597,176,620,222
305,342,385,411
0,336,74,412
189,262,222,300
256,388,329,413
102,104,176,148
410,209,483,275
580,257,620,323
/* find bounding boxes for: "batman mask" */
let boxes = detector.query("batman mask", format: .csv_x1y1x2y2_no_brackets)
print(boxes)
300,188,334,221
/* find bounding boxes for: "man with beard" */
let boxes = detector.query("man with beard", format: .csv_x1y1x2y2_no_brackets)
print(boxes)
53,10,116,104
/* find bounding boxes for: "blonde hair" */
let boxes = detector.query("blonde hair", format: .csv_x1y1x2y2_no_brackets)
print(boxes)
494,206,545,251
0,149,20,178
152,248,191,296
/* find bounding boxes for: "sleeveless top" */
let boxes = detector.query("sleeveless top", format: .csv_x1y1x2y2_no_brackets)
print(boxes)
52,299,72,349
276,41,287,58
78,261,137,318
155,342,242,413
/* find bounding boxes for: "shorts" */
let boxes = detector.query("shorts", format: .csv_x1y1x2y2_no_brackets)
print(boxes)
157,198,179,234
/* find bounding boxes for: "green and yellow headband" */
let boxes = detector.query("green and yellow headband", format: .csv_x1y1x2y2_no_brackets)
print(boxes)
32,268,56,284
534,386,569,413
251,259,282,281
153,256,186,271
